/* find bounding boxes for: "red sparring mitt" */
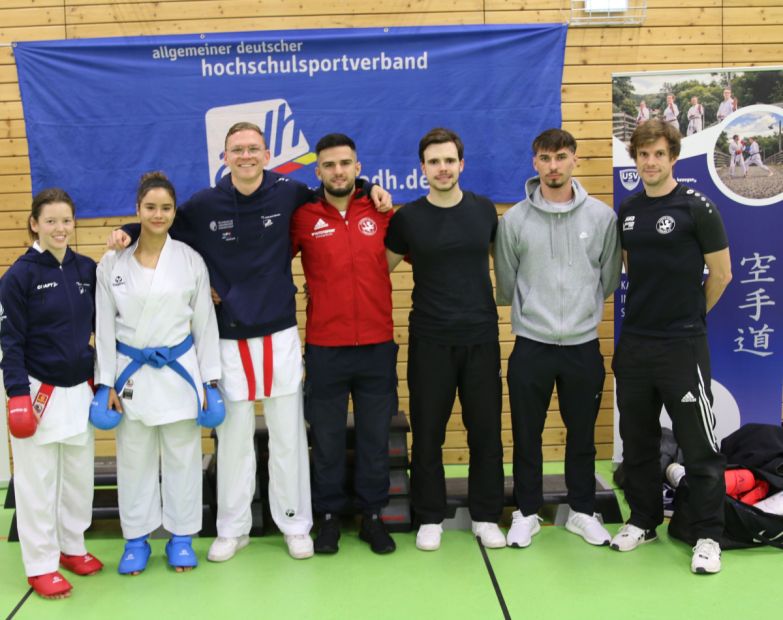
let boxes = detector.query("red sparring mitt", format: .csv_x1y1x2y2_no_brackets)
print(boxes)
740,480,770,506
724,468,755,499
7,395,38,438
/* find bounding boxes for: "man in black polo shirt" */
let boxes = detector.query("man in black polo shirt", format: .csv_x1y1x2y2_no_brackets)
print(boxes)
611,119,732,574
385,128,505,551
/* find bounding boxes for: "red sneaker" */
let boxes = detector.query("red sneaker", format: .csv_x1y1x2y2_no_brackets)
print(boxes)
60,552,104,576
27,572,72,599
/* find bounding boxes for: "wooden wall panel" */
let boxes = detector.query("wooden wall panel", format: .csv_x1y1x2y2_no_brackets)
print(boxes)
1,0,782,463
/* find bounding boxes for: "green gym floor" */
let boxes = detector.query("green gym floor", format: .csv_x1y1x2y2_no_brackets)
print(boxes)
1,462,780,620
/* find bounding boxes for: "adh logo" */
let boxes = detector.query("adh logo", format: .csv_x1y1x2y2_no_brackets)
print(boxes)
205,99,316,186
358,217,378,236
619,169,640,191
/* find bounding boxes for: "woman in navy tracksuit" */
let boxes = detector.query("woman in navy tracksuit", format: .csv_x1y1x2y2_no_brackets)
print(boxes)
1,188,102,599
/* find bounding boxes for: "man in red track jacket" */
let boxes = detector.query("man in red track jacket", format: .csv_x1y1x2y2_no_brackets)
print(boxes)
290,133,397,555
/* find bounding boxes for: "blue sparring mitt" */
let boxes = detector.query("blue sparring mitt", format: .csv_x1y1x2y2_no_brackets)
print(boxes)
198,382,225,428
89,385,122,430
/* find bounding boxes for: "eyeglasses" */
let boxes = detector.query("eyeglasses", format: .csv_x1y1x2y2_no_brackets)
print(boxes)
228,146,265,156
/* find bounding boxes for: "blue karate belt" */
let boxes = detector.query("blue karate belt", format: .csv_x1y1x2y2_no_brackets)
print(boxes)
115,335,199,404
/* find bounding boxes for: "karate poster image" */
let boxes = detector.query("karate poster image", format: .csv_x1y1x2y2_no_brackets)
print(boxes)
611,66,783,458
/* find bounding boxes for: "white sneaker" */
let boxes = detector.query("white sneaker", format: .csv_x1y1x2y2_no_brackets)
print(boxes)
665,463,686,488
691,538,721,574
416,523,443,551
610,523,657,552
506,511,541,548
285,534,314,559
471,522,506,548
207,535,250,562
565,510,611,546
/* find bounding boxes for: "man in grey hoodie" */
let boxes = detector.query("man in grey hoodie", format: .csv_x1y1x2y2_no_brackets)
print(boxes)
494,128,621,549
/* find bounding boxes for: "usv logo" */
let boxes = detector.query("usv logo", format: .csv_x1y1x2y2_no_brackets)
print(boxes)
619,168,640,191
205,100,316,186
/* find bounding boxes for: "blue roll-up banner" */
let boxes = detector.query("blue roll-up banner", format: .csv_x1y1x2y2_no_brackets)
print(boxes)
612,66,783,451
14,24,567,217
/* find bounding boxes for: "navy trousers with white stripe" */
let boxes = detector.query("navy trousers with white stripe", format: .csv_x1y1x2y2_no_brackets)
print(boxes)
613,333,726,540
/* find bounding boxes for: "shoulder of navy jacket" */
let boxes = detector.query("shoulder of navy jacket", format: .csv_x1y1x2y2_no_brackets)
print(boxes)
264,170,283,185
216,174,235,191
76,252,97,270
18,247,41,264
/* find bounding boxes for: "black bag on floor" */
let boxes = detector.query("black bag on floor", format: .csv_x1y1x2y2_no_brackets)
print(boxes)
669,470,783,550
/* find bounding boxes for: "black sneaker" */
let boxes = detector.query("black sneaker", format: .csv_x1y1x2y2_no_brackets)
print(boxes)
314,514,340,554
359,513,396,554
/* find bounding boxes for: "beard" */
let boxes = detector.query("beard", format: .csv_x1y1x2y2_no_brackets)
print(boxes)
542,177,567,189
324,181,355,197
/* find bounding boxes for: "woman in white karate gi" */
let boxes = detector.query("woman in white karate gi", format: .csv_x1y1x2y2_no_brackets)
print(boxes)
95,172,221,574
1,189,103,599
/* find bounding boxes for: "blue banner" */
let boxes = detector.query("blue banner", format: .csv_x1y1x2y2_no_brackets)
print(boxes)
14,24,567,217
612,67,783,437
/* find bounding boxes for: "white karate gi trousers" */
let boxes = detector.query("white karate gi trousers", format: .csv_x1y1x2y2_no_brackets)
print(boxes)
11,432,94,576
215,326,312,537
115,417,202,539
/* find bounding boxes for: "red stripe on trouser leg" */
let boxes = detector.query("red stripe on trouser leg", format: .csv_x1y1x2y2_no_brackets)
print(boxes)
263,335,273,397
237,339,256,401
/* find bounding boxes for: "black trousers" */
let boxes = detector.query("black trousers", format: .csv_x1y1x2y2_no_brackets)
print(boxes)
304,341,398,514
408,335,504,524
507,337,605,515
613,333,726,539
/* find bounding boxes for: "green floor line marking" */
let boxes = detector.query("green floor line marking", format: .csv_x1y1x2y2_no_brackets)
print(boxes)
5,587,33,620
476,537,511,620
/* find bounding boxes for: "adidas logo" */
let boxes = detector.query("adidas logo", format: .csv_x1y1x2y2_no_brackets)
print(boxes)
681,391,697,403
125,553,135,561
52,576,63,583
179,549,189,556
313,218,329,231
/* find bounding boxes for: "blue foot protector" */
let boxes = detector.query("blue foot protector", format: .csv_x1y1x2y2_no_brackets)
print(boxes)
166,535,198,569
118,536,151,575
